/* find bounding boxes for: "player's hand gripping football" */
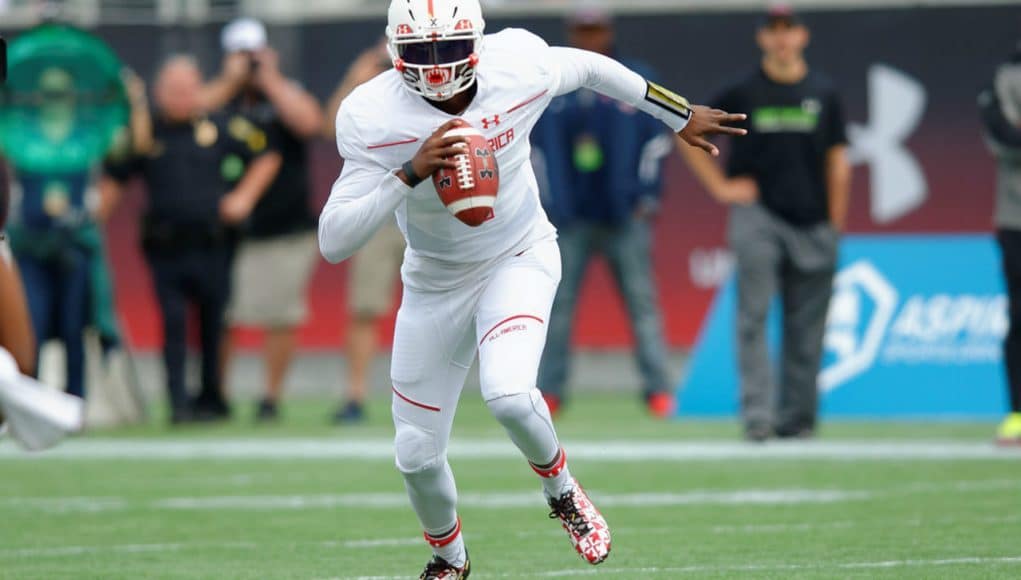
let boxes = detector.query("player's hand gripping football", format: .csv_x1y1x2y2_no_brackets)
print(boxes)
678,105,748,157
399,119,471,186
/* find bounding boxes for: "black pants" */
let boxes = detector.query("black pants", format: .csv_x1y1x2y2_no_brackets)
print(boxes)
997,229,1021,413
146,246,232,412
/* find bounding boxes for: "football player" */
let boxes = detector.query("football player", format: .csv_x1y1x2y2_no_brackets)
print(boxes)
319,2,746,577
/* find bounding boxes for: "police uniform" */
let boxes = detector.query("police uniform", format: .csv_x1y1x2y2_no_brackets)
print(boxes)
106,114,272,420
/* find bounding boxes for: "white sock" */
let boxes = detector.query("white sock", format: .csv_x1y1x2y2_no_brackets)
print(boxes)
426,519,467,568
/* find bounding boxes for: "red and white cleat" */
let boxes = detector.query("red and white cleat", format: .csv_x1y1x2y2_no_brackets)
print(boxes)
547,479,611,565
419,555,470,580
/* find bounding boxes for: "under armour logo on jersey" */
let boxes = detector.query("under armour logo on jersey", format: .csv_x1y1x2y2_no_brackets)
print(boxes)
848,65,928,224
481,115,501,130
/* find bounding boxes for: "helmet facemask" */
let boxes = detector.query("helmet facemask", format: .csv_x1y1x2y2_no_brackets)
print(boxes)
387,29,483,101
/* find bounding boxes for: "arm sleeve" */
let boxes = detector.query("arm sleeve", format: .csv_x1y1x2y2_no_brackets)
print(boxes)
547,47,692,133
317,106,411,264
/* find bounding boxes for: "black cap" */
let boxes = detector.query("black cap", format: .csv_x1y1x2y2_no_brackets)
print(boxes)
761,3,803,28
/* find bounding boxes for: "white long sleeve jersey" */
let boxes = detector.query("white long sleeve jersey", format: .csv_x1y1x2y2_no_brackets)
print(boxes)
319,28,691,287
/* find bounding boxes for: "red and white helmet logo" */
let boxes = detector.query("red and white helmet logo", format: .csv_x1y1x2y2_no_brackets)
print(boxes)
425,68,452,86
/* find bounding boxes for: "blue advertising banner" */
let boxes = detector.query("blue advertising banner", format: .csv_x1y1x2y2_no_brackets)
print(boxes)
678,235,1008,419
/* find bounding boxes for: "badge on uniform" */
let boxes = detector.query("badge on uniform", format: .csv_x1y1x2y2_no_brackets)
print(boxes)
194,119,219,148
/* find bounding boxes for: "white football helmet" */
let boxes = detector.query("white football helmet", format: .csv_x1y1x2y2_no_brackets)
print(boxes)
386,0,486,101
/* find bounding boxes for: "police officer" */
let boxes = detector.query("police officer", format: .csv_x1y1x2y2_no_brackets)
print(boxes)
104,57,282,424
679,5,851,441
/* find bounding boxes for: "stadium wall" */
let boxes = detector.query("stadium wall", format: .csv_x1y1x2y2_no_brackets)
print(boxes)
3,4,1015,351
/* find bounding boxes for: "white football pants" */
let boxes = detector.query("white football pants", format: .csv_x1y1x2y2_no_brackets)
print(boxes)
391,240,563,536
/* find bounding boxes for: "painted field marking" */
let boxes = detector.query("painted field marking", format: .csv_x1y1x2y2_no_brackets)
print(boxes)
529,556,1021,577
1,438,1018,461
338,555,1021,580
3,475,1018,515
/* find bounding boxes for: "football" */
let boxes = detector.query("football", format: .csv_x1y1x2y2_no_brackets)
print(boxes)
432,122,499,227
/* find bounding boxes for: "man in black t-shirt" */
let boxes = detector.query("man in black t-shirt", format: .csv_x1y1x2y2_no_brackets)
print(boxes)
203,19,325,423
680,5,851,441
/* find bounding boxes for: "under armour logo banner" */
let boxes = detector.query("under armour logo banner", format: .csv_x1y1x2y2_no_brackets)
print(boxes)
849,65,928,225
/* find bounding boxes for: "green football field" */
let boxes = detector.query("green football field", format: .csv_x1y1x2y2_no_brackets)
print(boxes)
1,393,1019,579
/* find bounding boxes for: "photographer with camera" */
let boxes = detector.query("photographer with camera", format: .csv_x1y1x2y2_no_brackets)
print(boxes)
203,18,324,422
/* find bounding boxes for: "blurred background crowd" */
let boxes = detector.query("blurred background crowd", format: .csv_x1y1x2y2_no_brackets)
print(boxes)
2,0,1021,444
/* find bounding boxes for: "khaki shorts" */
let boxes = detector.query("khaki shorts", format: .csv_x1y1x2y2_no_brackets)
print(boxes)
349,221,405,317
228,231,319,328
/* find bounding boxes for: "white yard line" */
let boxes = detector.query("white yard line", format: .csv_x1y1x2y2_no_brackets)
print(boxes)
4,476,1017,515
527,557,1021,577
0,538,421,560
7,540,1019,577
0,542,258,559
154,489,872,511
339,556,1021,579
0,489,873,514
1,438,1017,461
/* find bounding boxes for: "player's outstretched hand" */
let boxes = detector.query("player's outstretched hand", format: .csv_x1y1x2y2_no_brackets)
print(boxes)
679,105,748,157
402,120,471,186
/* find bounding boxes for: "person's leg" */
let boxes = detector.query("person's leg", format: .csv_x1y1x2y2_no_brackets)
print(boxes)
346,314,378,406
249,233,320,418
477,241,610,566
263,326,297,403
776,223,838,437
728,205,783,439
147,256,190,418
390,285,476,569
602,219,674,410
342,224,405,421
536,224,593,410
56,248,90,399
13,254,54,380
997,230,1021,442
194,249,231,415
